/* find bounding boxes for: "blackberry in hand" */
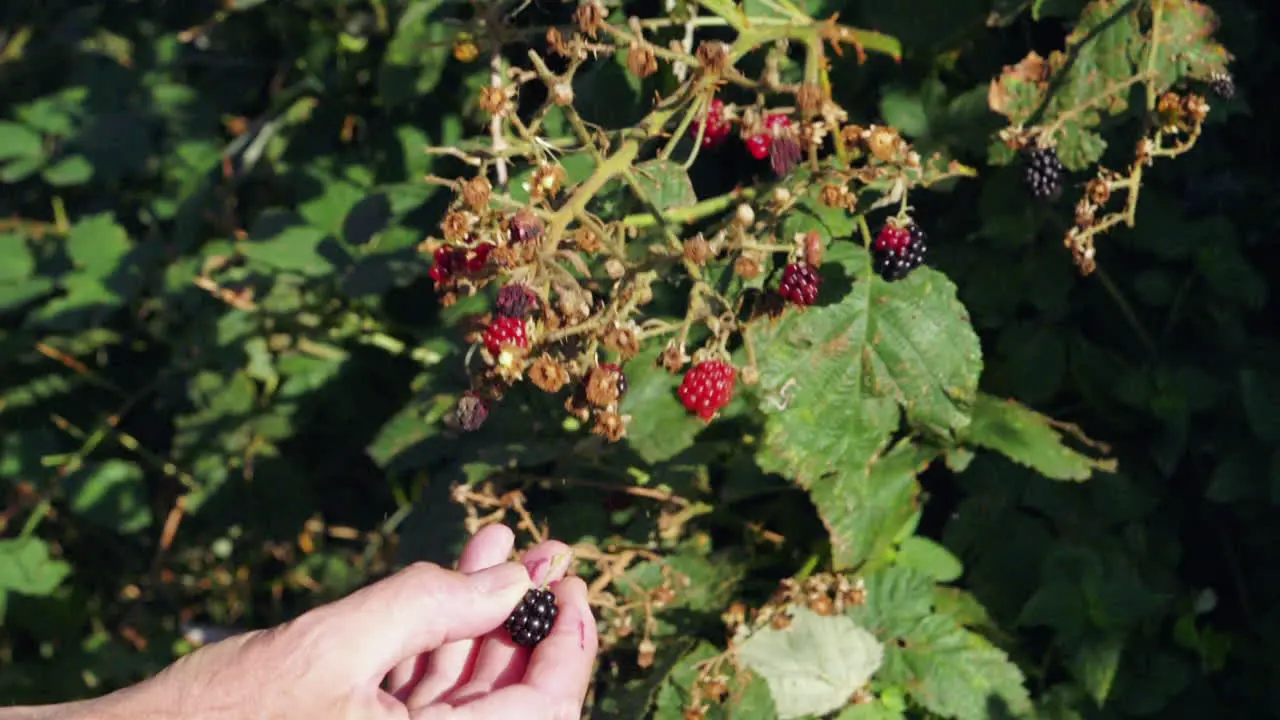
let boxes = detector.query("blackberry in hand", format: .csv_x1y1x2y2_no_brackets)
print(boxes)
1208,71,1235,100
872,222,927,283
1023,146,1065,200
504,587,558,648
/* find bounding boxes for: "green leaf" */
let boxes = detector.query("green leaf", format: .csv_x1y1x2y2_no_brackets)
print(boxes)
958,393,1115,481
882,614,1032,719
749,248,980,567
897,536,964,583
738,607,884,720
0,121,44,160
811,442,935,570
379,0,451,107
66,213,130,272
240,210,350,276
67,460,154,535
1066,633,1125,707
0,538,72,597
41,155,94,186
1148,0,1232,90
987,0,1143,169
620,345,707,463
631,159,697,212
0,233,35,281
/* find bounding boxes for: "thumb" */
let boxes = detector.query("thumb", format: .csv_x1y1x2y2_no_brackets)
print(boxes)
306,561,531,679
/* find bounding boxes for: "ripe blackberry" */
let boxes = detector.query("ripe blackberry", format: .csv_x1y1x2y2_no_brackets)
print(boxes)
504,587,558,648
695,98,732,148
483,316,529,355
872,222,927,283
496,284,538,318
778,263,820,306
1208,71,1235,100
678,360,736,422
1023,146,1065,200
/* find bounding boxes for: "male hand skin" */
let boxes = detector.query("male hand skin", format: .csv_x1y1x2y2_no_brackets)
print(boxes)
1,525,597,720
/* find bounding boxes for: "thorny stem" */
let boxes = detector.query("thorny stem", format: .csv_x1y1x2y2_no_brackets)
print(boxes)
620,186,758,228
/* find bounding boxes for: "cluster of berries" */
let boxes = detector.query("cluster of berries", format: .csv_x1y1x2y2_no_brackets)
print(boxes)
873,221,928,282
695,99,798,175
505,587,558,648
428,242,493,284
1023,146,1065,200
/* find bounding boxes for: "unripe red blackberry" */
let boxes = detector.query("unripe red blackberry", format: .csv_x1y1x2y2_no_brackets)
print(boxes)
745,134,771,161
872,221,927,282
1023,146,1065,200
778,263,820,306
483,316,529,355
678,360,736,422
496,284,539,318
696,98,732,148
504,587,558,648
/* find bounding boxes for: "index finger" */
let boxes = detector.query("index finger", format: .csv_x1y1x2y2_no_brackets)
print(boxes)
520,576,598,706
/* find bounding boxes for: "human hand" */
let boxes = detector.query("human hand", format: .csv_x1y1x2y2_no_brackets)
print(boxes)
1,525,597,720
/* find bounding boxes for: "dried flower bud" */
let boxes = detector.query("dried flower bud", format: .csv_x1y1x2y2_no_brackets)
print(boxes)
660,341,690,373
591,410,628,442
796,83,824,117
1085,177,1111,206
454,392,489,431
585,364,624,407
683,234,712,265
573,226,601,253
440,210,473,242
695,41,729,74
605,258,626,279
1182,93,1210,124
637,638,657,669
867,125,902,162
529,164,567,202
819,183,855,210
529,354,571,393
557,287,593,324
626,42,658,78
734,251,763,279
509,210,543,245
546,27,571,57
802,229,824,268
603,323,641,359
461,175,491,211
574,1,606,38
478,86,511,116
734,203,755,227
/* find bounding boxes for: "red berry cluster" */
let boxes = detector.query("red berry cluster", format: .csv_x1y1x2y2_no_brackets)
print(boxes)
746,114,791,161
678,360,736,422
429,242,493,284
872,221,927,282
698,99,733,148
778,262,821,306
482,316,529,355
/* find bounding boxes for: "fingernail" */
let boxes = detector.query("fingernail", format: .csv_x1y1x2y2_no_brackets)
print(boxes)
524,557,549,583
470,563,531,595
